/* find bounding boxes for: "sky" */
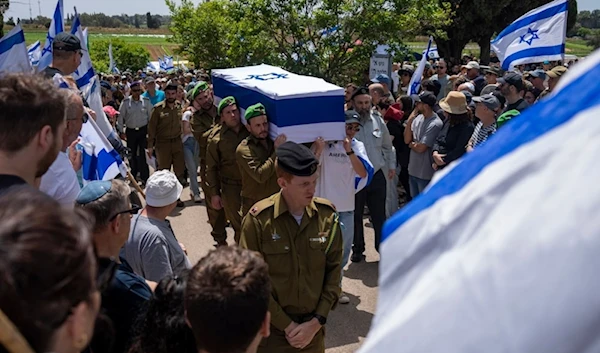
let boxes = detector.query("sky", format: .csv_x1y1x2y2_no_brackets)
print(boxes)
4,0,599,20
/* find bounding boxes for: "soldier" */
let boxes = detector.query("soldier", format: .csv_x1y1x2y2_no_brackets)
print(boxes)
240,141,342,353
236,103,287,216
187,82,228,246
118,80,153,186
206,96,250,243
147,83,185,207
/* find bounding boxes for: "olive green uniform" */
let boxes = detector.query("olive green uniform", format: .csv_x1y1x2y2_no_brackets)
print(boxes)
235,135,280,216
147,101,185,179
240,192,342,353
190,107,227,244
206,124,250,243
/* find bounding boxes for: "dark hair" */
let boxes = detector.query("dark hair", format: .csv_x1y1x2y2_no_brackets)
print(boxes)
398,95,414,114
0,186,96,353
0,74,67,153
345,83,357,90
422,79,441,98
492,91,506,109
185,247,270,353
447,112,471,126
128,271,196,353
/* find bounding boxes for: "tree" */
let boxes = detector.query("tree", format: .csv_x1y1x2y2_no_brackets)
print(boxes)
134,14,141,28
167,0,450,85
146,12,160,29
435,0,577,64
0,0,9,37
90,39,150,73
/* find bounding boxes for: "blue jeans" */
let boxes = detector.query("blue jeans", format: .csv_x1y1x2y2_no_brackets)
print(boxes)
183,137,200,196
338,210,354,281
409,175,430,198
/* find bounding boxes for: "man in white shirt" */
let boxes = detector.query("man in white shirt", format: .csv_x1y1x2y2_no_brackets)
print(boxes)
316,110,373,304
40,89,85,206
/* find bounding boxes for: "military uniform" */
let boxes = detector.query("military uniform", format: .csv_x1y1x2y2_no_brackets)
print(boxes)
206,123,250,243
240,141,342,353
147,100,185,179
236,135,279,216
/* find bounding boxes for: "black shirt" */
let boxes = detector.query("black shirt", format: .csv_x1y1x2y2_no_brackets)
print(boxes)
43,66,63,79
433,120,475,167
0,174,27,194
387,119,410,168
504,98,529,113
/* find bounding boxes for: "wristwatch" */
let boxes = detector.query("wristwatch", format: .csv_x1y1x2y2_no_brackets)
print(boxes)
313,314,327,325
346,150,355,156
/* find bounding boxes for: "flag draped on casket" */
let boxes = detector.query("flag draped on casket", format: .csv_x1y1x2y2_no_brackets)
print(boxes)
358,47,600,353
211,64,345,143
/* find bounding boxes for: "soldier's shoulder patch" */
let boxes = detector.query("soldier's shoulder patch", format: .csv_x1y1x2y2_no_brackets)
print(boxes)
313,197,336,211
249,197,275,217
154,101,165,108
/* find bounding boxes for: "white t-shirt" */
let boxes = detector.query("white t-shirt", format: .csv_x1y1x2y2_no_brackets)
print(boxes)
39,151,81,207
315,139,373,212
391,70,400,93
181,111,194,143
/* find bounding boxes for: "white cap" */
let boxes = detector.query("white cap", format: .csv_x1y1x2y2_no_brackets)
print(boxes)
145,170,183,207
463,61,480,70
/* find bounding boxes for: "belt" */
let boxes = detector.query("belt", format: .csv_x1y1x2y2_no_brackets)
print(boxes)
220,177,242,186
128,125,146,131
288,313,316,324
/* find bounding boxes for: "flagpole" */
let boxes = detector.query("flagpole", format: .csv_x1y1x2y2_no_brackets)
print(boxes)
127,170,146,198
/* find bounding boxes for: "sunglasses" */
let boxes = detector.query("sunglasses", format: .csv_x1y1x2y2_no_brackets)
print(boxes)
109,204,141,221
346,125,360,132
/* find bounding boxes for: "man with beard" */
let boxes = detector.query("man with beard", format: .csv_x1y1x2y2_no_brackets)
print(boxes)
236,103,287,216
39,90,86,206
206,96,250,244
498,72,529,114
0,74,67,193
350,87,396,263
188,82,228,246
148,84,185,207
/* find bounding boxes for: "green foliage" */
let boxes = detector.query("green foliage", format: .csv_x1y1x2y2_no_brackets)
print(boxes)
167,0,449,85
586,29,600,49
146,12,161,29
577,10,600,29
89,39,150,73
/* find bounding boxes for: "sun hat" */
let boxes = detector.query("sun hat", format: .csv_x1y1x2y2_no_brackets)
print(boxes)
439,91,468,114
145,170,183,207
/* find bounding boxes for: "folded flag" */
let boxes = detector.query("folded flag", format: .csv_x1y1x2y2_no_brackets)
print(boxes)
212,64,345,143
359,47,600,353
0,24,32,73
491,0,567,71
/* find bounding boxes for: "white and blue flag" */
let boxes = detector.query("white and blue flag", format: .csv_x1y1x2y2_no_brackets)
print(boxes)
164,55,174,71
158,56,166,71
27,40,41,67
491,0,567,71
0,24,32,73
359,47,600,353
37,0,64,71
408,36,433,95
108,42,116,73
146,61,158,72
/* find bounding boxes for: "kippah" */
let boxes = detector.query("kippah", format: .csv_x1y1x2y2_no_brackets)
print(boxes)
351,86,369,100
276,141,319,177
218,96,236,115
76,180,112,204
244,103,267,121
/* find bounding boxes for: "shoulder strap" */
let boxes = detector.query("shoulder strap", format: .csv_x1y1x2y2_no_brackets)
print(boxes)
325,212,339,254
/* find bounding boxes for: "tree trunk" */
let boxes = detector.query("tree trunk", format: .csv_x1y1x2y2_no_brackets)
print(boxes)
435,36,468,66
478,36,491,65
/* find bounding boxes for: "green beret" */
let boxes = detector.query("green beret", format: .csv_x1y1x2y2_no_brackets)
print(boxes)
189,81,210,101
276,141,319,177
218,96,236,115
244,103,267,121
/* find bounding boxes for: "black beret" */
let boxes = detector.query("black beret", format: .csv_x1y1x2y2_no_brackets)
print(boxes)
276,141,319,177
351,86,369,100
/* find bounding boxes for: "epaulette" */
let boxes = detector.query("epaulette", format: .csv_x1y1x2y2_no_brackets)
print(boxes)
313,197,336,212
249,197,275,217
154,101,166,108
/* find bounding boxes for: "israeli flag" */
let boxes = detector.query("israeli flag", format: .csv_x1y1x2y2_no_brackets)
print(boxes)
491,0,567,71
108,42,115,73
0,24,32,73
27,40,41,67
164,55,174,71
158,56,166,71
37,0,64,71
423,46,440,60
359,48,600,353
82,27,89,49
80,114,127,183
146,61,158,72
353,140,374,192
408,36,433,95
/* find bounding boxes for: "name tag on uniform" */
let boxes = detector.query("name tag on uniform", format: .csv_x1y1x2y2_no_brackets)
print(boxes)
310,232,329,244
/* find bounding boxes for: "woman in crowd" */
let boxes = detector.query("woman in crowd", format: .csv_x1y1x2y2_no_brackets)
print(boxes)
128,271,196,353
432,91,474,171
467,93,502,152
0,187,99,353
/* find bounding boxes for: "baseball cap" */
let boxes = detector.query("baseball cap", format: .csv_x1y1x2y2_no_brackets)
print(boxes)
145,76,156,84
345,110,362,126
463,61,480,70
103,106,120,118
53,32,83,52
411,91,437,107
371,73,391,86
145,170,183,207
497,72,524,90
473,93,501,111
100,81,116,92
528,69,546,80
480,84,498,96
546,65,568,79
398,64,414,75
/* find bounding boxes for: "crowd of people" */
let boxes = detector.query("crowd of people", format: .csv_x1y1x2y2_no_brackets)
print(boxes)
0,30,577,353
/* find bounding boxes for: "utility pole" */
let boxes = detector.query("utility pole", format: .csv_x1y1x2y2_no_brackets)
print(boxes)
37,0,41,17
28,0,32,20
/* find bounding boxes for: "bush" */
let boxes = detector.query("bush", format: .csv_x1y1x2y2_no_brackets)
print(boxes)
89,38,150,73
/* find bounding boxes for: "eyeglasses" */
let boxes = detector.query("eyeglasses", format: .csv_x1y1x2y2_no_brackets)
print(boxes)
109,204,141,221
346,125,360,132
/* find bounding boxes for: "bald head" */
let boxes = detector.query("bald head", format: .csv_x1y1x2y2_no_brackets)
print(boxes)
369,83,385,105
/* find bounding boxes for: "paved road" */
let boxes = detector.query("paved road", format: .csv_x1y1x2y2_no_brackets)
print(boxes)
168,186,380,353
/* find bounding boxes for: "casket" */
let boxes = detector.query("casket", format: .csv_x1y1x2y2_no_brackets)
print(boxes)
212,64,345,143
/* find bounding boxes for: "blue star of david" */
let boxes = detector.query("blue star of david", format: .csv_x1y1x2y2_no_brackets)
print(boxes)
245,73,289,81
41,33,54,56
519,27,540,46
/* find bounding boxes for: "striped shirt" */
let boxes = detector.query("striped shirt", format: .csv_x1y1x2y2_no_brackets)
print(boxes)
470,121,497,148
